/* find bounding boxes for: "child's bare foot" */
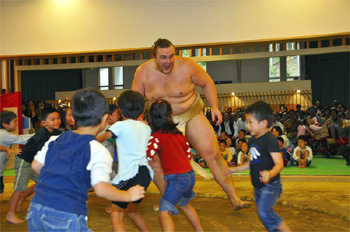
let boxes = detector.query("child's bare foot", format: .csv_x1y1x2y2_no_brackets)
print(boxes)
233,200,251,211
6,213,25,224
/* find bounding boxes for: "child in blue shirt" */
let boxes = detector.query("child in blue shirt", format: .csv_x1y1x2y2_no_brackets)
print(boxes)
27,88,145,232
226,101,291,232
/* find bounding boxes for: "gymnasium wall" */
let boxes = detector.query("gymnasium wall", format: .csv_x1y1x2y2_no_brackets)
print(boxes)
1,0,349,56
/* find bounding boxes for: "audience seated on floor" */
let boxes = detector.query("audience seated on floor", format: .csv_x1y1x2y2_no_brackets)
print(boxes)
218,140,233,166
293,135,313,168
237,141,250,166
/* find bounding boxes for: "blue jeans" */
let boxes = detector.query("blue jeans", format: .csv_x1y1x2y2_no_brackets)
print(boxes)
159,170,195,215
27,203,91,232
254,180,283,232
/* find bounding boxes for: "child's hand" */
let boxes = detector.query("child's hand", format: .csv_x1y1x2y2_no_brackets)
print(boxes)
127,185,145,201
259,170,271,184
225,167,237,176
6,148,22,156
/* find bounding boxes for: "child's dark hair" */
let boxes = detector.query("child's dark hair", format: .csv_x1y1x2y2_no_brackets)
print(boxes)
40,107,58,121
241,140,249,146
245,101,273,127
118,90,145,120
271,126,283,136
297,135,308,142
0,110,17,128
57,106,71,128
219,140,227,145
239,129,246,134
72,88,108,127
277,136,284,144
149,100,181,135
109,104,118,115
238,138,247,143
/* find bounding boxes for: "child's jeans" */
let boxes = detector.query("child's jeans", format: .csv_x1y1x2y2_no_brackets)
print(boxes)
159,170,195,215
27,203,91,232
254,180,283,232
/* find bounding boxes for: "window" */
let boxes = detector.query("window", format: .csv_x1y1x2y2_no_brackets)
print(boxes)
286,43,300,81
99,68,109,90
113,67,123,89
269,43,301,82
269,44,280,82
98,67,124,90
182,49,207,71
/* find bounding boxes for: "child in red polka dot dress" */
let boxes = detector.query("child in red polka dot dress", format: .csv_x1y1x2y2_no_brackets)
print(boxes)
147,100,203,232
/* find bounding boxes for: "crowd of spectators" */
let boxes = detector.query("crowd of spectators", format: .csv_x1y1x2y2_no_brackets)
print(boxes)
199,100,349,168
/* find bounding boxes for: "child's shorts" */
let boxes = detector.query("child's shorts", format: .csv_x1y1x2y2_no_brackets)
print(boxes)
112,166,151,209
159,170,196,215
14,156,38,191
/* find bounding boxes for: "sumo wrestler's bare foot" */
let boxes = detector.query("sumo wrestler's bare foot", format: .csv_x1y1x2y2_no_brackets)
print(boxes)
233,200,251,211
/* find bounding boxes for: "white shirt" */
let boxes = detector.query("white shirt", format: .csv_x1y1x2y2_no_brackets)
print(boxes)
34,136,112,187
293,146,313,161
108,120,154,185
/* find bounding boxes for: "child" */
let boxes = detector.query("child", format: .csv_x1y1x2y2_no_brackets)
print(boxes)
235,138,246,153
6,107,61,224
97,90,153,232
293,135,313,168
0,110,33,194
58,106,76,132
235,129,248,147
237,141,250,166
146,100,203,232
219,140,233,164
98,104,121,213
27,88,145,231
277,137,289,167
226,101,291,232
226,137,237,165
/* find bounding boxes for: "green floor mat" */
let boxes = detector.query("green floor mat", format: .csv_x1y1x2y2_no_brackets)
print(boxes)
202,155,349,176
4,156,349,177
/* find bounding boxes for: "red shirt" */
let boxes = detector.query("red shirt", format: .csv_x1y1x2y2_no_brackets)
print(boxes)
146,131,192,175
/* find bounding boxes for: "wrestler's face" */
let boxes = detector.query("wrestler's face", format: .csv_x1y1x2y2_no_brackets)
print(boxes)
154,46,175,74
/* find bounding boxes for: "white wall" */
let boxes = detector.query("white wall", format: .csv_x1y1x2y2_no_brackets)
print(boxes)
1,0,349,56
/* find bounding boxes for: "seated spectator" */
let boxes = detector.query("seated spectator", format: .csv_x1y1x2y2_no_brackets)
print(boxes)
307,118,323,131
225,137,237,165
270,112,284,133
237,141,250,166
218,131,228,141
293,135,313,168
283,110,299,140
277,137,289,166
297,119,307,137
272,126,295,154
235,129,248,148
217,112,235,139
219,140,233,165
235,138,246,154
326,109,342,138
233,113,247,138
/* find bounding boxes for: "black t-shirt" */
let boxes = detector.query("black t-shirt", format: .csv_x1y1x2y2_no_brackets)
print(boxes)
18,127,61,163
249,131,280,188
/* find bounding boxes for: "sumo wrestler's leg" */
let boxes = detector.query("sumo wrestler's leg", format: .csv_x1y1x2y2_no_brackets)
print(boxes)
185,113,249,210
